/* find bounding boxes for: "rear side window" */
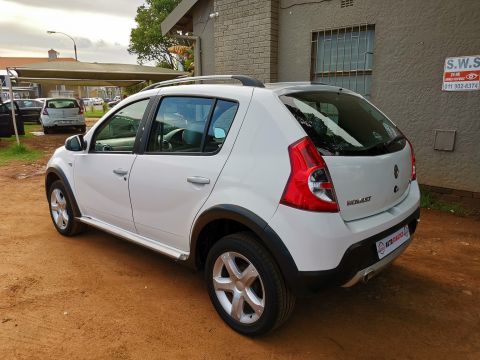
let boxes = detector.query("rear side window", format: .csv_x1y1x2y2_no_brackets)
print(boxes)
46,99,79,109
280,92,403,156
147,97,238,154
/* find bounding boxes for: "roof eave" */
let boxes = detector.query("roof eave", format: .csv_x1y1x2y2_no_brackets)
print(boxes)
161,0,199,35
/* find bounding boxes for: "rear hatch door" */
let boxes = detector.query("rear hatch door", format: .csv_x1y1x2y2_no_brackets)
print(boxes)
280,90,413,221
46,99,80,121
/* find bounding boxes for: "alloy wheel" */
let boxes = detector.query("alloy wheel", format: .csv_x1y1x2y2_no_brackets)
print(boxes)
212,251,265,324
50,188,69,230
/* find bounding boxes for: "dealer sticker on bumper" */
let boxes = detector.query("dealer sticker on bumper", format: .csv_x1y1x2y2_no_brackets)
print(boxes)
376,225,410,259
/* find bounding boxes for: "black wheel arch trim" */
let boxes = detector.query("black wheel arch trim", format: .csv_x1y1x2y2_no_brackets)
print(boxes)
188,204,300,291
45,166,82,218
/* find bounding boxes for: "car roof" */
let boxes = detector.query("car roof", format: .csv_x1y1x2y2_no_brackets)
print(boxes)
265,82,360,96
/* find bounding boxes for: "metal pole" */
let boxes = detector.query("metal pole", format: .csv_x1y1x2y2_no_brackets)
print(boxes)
6,68,20,145
47,31,78,61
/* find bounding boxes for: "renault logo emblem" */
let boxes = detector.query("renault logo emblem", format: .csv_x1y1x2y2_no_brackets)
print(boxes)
394,165,399,179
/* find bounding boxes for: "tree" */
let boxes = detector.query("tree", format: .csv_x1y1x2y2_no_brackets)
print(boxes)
128,0,182,68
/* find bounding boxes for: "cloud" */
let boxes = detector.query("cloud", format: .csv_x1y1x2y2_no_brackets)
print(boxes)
7,0,145,17
0,22,141,64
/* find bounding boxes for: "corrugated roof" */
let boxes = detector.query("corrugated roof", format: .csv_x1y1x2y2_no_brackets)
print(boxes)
7,61,188,87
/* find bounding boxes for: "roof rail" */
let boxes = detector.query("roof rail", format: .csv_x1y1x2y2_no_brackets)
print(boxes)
141,75,265,92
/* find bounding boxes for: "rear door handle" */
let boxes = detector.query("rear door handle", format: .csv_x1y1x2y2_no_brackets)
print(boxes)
187,176,210,185
113,169,128,176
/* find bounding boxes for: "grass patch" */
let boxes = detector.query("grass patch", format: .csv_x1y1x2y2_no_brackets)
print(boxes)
420,190,467,216
0,124,42,142
0,143,43,166
85,110,106,118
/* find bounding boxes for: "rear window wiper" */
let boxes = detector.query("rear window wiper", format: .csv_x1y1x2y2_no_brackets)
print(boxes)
382,134,405,148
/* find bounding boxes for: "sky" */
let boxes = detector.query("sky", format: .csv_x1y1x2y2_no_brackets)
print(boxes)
0,0,149,64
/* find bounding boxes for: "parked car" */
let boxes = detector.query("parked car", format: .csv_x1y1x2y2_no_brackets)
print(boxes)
45,75,420,336
107,99,120,108
14,99,43,123
0,100,25,137
40,98,86,134
82,98,95,107
93,97,104,105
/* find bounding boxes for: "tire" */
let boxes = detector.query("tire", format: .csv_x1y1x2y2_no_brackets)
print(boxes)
43,126,50,134
48,180,85,236
205,232,296,336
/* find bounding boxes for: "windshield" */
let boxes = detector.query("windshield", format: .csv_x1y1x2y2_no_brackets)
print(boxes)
280,92,405,156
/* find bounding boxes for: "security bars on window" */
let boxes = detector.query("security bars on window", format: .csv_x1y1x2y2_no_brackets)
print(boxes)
311,24,375,97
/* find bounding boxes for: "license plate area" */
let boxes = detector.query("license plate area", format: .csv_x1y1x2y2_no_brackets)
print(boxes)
376,225,410,259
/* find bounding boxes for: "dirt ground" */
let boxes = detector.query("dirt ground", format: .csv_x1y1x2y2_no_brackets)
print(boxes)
0,127,479,359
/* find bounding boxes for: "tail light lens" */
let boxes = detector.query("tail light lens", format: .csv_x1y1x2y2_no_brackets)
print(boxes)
407,140,416,181
42,108,48,115
280,137,338,212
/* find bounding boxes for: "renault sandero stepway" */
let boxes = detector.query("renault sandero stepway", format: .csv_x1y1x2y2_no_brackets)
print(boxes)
45,75,420,336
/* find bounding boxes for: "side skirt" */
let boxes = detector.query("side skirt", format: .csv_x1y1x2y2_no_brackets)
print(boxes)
77,216,189,261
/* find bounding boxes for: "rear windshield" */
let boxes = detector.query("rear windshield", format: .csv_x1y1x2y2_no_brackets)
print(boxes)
46,99,79,109
280,92,405,156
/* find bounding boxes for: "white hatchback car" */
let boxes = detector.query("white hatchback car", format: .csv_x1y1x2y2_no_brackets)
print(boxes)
45,75,420,336
41,98,86,134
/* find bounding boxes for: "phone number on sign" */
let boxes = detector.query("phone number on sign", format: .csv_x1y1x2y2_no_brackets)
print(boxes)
443,82,479,91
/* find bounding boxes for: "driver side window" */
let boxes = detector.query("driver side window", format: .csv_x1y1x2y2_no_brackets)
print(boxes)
93,98,149,153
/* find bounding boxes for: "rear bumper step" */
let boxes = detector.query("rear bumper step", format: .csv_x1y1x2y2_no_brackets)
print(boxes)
292,207,420,296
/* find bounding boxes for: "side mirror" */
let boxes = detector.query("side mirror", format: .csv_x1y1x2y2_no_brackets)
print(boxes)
65,134,86,151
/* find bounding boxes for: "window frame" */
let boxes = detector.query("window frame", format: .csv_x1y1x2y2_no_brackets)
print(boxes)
88,97,154,154
141,94,239,157
310,24,375,97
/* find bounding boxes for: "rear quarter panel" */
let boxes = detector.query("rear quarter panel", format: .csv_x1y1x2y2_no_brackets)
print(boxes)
196,89,306,226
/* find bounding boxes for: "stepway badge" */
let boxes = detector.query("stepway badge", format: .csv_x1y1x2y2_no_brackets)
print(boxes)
442,56,480,91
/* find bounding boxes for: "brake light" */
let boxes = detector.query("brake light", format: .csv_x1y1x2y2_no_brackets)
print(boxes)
407,139,416,181
280,137,338,212
42,108,49,115
78,107,84,115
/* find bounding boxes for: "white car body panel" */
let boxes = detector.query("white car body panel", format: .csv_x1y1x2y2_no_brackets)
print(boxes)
129,86,254,252
196,88,304,225
74,153,137,232
268,181,420,271
324,144,412,222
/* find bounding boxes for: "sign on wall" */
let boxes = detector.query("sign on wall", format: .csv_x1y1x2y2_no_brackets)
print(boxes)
442,55,480,91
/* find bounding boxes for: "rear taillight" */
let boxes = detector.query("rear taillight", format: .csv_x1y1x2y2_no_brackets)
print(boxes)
280,137,338,212
42,108,48,115
407,140,416,181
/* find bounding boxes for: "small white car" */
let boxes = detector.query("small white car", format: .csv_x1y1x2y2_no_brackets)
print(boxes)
40,98,86,134
45,75,420,336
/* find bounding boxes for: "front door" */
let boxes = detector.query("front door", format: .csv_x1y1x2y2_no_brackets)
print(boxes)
74,98,152,232
129,95,243,252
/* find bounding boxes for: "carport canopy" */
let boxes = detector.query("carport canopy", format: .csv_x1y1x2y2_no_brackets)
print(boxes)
7,61,188,87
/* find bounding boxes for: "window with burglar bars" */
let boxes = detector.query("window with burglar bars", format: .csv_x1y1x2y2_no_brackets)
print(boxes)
311,24,375,97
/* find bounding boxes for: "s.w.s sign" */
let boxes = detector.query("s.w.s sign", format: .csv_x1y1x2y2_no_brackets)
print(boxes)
443,55,480,91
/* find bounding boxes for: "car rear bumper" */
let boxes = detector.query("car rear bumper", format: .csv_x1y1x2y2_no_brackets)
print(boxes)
267,181,421,296
41,116,85,127
292,208,419,295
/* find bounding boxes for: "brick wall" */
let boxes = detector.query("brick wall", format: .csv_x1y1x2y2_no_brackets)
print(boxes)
214,0,278,83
